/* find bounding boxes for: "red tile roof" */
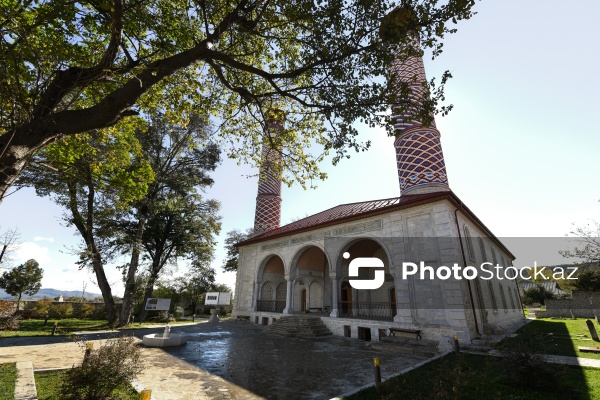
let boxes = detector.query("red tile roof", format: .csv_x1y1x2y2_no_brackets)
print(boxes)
237,190,514,259
238,191,449,244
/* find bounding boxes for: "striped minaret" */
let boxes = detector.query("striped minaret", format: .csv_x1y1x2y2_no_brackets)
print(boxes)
389,31,450,196
253,111,284,235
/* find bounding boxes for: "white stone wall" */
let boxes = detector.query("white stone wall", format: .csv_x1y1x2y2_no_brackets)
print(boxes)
233,199,524,340
309,282,323,308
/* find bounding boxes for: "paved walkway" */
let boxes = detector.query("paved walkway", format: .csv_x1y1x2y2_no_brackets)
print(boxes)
0,320,428,400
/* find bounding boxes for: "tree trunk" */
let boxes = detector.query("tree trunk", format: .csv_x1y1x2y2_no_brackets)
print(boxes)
15,293,22,315
66,179,117,325
118,210,147,327
92,250,117,325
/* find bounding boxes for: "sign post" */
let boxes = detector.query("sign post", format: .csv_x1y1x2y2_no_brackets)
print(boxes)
139,298,172,325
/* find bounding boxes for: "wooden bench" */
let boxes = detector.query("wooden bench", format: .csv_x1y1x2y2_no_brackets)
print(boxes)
389,327,421,340
235,315,250,322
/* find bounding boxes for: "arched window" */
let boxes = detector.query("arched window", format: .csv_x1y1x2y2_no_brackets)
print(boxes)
478,237,487,262
463,226,476,261
491,247,498,265
499,284,508,312
488,281,498,312
508,286,516,310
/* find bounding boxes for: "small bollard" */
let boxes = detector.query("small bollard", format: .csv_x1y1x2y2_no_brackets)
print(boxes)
140,389,152,400
84,342,93,364
454,335,460,354
374,357,382,394
51,321,58,336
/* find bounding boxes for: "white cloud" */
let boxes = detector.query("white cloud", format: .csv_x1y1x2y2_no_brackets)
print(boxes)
15,242,51,264
33,236,55,242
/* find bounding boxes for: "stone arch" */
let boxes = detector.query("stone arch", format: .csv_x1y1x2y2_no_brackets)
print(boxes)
334,238,395,321
256,253,286,283
256,254,286,313
290,243,332,277
335,237,393,276
290,245,330,313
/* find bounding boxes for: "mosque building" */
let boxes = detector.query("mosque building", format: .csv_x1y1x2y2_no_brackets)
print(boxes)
232,18,524,343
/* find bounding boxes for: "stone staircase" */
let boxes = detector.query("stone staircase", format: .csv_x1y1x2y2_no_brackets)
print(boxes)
367,335,439,357
266,316,332,337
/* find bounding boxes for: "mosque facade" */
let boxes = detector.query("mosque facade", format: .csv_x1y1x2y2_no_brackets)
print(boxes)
232,26,524,343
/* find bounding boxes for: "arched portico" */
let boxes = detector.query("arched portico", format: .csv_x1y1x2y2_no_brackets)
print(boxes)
290,245,330,314
332,238,396,321
256,254,286,313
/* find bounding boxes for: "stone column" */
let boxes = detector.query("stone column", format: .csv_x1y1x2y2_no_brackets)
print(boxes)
393,272,413,323
330,276,339,318
283,278,294,314
252,283,260,312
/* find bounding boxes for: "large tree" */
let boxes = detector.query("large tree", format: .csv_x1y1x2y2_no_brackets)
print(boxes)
136,192,220,321
175,264,217,315
107,113,220,326
221,228,252,272
0,0,478,203
0,259,43,312
17,127,154,324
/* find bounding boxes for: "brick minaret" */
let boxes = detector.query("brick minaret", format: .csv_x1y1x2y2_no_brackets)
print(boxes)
389,30,450,195
253,112,284,235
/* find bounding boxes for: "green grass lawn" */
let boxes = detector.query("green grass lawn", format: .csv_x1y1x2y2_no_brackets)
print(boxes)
35,369,138,400
346,353,600,400
0,363,16,400
0,318,201,337
512,318,600,360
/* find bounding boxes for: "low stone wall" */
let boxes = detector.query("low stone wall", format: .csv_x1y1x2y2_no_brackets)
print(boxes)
535,291,600,319
535,309,596,319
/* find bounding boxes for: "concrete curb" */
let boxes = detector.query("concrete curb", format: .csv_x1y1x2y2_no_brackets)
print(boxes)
14,361,37,400
330,350,453,399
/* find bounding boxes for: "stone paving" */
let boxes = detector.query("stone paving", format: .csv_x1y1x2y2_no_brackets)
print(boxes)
0,320,429,400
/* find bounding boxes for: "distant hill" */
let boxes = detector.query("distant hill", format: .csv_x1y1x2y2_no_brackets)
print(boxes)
0,288,102,300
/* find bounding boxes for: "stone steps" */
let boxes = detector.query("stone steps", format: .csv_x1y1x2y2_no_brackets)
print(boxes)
266,316,332,337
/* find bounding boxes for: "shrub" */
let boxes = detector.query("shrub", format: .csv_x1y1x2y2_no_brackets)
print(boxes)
78,303,96,319
0,300,13,317
49,303,73,319
31,299,51,318
0,300,20,330
0,314,21,331
522,285,555,306
92,304,107,320
60,336,142,400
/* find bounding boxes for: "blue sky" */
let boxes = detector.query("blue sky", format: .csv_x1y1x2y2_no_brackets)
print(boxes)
1,0,599,294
